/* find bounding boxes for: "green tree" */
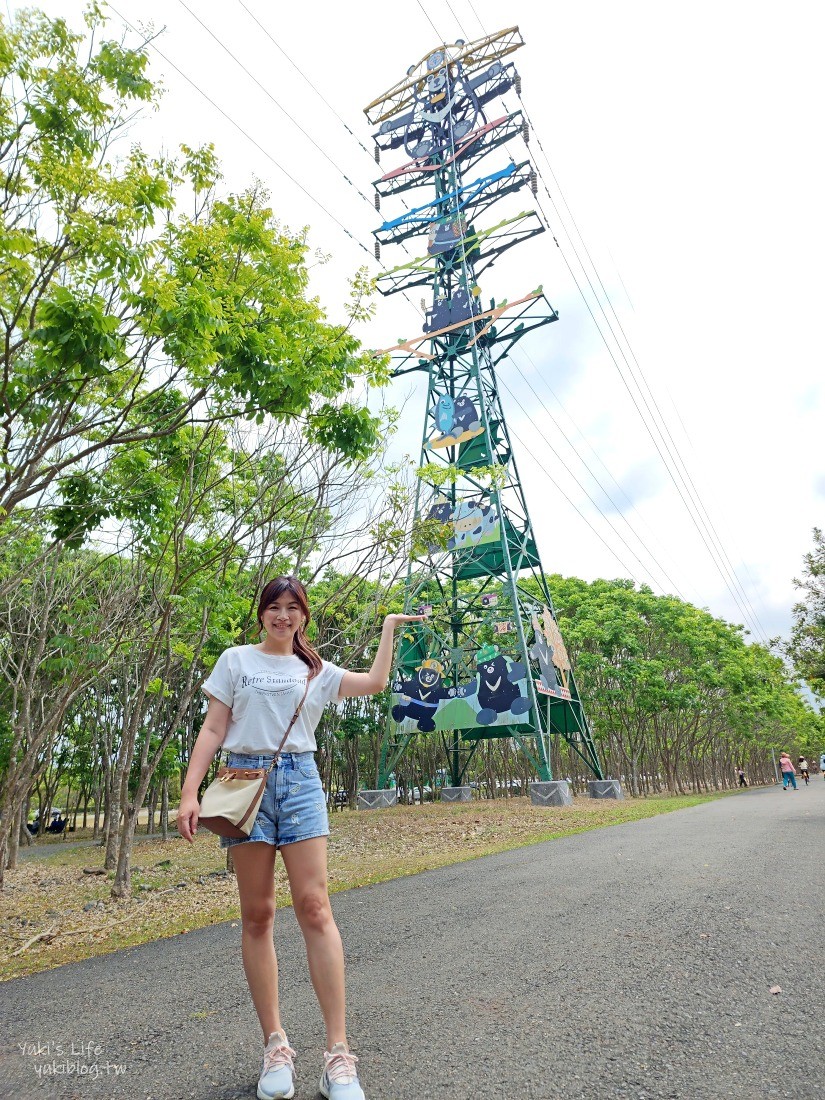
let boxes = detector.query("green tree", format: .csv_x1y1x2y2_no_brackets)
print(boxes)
789,528,825,698
0,4,401,889
543,575,814,794
0,5,385,542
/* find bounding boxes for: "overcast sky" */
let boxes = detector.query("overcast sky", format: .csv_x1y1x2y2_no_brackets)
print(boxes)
21,0,825,647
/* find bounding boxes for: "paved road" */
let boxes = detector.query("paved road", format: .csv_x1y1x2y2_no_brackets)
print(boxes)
16,834,169,861
2,782,823,1100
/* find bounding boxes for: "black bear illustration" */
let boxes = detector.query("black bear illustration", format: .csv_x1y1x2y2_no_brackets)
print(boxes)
391,662,447,732
452,395,481,434
451,647,531,725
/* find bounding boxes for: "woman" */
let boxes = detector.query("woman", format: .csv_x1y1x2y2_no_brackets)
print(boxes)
797,757,810,785
778,751,797,790
177,576,423,1100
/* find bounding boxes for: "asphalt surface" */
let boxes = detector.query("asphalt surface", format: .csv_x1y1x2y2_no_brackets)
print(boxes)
16,835,168,861
1,781,823,1100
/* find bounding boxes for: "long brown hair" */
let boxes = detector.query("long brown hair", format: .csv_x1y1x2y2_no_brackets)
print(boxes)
256,575,322,679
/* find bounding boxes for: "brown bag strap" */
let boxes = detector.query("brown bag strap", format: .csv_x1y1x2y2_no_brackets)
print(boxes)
267,678,311,772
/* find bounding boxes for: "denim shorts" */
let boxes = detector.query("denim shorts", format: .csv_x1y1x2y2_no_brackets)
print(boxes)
219,751,329,850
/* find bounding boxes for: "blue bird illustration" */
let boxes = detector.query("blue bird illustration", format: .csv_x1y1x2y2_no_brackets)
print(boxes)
434,394,455,434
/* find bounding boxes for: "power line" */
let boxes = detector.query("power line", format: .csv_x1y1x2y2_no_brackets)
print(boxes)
504,423,642,585
487,58,769,635
459,3,771,641
111,4,429,328
498,375,672,591
443,0,471,40
505,353,688,598
534,188,770,642
231,0,419,236
416,0,444,41
464,0,487,35
234,0,377,164
526,142,771,643
174,0,376,212
510,343,702,604
539,136,778,633
108,4,375,261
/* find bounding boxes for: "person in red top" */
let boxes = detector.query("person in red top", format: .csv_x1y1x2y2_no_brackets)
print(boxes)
779,751,798,790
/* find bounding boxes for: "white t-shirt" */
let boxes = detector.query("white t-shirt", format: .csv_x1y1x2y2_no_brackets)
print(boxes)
203,645,346,753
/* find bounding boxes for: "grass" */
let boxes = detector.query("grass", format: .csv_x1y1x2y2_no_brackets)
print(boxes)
1,791,725,982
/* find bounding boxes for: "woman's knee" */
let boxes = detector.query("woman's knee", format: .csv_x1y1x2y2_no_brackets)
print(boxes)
241,902,276,935
295,890,333,934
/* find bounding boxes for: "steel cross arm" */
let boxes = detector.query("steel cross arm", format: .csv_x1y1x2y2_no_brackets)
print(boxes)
363,27,525,125
374,211,544,296
377,162,520,232
481,307,560,363
373,66,519,153
374,114,521,197
374,163,531,246
376,290,543,361
375,217,547,298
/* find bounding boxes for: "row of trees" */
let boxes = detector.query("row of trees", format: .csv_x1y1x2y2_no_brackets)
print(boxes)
0,7,408,894
547,576,820,794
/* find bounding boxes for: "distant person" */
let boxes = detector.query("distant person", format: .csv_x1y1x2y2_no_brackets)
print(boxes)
797,757,810,785
736,767,748,788
779,752,798,790
821,751,825,779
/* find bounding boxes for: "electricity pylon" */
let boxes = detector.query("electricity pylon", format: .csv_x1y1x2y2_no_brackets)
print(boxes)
364,27,605,790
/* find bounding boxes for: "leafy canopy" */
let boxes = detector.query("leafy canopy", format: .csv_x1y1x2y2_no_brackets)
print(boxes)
0,5,387,536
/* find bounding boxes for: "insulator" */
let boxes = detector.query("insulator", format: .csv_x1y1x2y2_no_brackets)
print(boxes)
374,241,381,261
522,119,529,144
374,192,381,211
530,169,538,196
374,143,380,163
514,73,522,95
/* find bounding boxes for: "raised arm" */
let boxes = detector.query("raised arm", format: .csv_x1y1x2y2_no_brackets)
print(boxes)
338,614,426,699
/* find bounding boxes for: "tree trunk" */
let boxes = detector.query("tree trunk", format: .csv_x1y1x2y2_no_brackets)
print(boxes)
147,784,157,835
630,751,640,798
161,776,169,841
111,806,139,898
7,801,23,870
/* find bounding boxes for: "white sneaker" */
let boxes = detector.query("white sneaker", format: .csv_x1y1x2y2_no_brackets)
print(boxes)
319,1042,365,1100
257,1030,295,1100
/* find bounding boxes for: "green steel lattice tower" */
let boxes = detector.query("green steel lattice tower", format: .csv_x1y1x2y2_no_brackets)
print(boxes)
365,27,604,791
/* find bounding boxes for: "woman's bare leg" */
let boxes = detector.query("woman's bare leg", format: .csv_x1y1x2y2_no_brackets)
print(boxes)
280,836,346,1048
231,842,282,1040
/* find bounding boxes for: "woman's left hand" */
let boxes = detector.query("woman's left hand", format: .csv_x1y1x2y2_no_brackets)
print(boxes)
383,613,428,629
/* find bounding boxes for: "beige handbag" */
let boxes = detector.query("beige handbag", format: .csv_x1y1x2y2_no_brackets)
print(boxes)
199,681,310,838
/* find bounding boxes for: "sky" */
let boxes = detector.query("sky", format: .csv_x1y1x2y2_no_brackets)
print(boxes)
18,0,825,649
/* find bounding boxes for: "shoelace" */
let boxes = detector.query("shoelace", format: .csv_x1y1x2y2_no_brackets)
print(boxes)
324,1048,359,1083
263,1039,296,1075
